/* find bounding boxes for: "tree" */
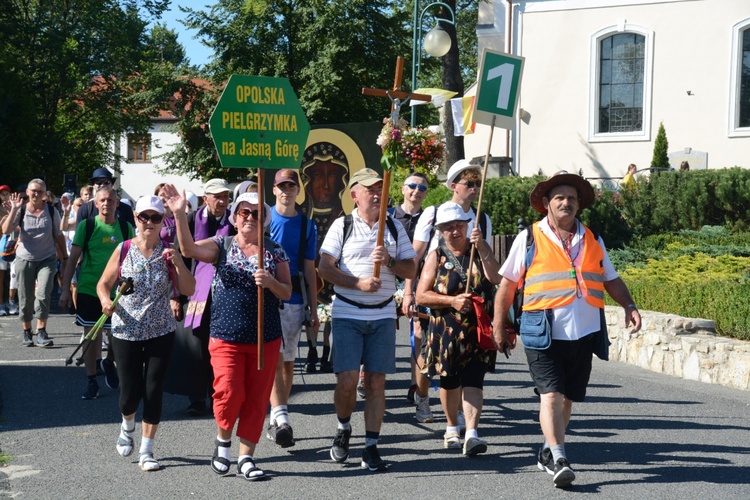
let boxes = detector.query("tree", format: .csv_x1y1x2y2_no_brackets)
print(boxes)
0,0,186,192
651,122,670,170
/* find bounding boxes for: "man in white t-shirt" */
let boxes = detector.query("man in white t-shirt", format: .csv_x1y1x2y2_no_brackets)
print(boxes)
405,159,498,422
318,168,417,472
492,171,641,489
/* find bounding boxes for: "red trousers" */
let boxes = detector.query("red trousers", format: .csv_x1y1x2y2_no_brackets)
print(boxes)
209,337,281,443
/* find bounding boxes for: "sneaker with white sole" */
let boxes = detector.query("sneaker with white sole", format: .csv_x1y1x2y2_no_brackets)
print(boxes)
361,444,388,472
443,431,461,449
553,458,575,488
0,303,8,316
330,427,352,463
463,436,488,456
7,300,18,315
414,394,433,423
537,447,554,474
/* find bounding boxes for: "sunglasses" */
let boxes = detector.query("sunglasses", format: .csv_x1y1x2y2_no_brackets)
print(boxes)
28,189,44,195
93,179,112,186
136,213,164,224
457,181,481,189
404,183,428,192
236,208,259,220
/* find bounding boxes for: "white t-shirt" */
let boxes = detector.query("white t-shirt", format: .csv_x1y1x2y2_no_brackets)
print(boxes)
412,203,493,254
499,217,618,341
319,209,417,321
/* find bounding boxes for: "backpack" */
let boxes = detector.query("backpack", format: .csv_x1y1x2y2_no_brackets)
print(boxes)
340,213,399,260
0,233,17,262
83,215,131,262
19,203,57,232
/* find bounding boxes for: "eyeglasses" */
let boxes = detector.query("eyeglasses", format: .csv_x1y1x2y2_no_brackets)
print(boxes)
28,189,44,195
93,179,112,186
404,183,428,192
457,181,481,189
136,213,164,224
235,208,259,220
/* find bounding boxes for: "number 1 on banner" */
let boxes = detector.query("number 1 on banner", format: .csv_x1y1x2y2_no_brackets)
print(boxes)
472,49,525,129
488,63,514,111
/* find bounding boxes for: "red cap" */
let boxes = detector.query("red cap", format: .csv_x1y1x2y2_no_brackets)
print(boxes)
0,185,10,193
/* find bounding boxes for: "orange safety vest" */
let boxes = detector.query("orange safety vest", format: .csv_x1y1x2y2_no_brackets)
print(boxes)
523,223,605,311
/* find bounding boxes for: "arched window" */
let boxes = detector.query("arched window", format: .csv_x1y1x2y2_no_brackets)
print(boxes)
729,19,750,136
589,24,653,142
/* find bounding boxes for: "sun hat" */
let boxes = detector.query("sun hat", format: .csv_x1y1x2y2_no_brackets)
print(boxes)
89,167,114,183
347,168,382,189
274,169,300,186
185,191,199,212
445,159,480,188
529,170,596,214
135,195,165,215
435,202,472,227
203,178,231,195
230,192,271,228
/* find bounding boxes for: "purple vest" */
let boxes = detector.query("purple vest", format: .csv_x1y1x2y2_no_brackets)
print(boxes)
184,206,232,329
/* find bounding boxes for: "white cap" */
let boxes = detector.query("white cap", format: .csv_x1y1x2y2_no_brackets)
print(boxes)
230,192,271,228
434,202,472,226
135,195,164,214
445,159,479,188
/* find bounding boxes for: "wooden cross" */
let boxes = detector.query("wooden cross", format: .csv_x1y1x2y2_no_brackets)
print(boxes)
362,56,432,277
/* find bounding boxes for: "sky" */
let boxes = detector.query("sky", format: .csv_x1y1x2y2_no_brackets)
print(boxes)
159,1,214,68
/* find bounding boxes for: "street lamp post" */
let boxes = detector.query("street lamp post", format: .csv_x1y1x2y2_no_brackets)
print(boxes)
411,1,456,127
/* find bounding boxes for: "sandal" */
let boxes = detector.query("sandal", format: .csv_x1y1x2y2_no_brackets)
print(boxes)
211,438,231,476
237,457,266,481
138,452,160,472
116,428,134,457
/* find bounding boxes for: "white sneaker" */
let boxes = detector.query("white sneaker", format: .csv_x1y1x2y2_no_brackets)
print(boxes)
463,436,488,456
415,394,433,423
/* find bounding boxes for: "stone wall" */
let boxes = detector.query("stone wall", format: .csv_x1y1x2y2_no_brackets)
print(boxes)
604,306,750,391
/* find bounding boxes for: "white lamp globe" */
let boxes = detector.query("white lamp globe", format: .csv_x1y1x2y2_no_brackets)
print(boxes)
423,25,451,57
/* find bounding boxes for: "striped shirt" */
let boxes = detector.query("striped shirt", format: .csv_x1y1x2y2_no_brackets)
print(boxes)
319,209,417,321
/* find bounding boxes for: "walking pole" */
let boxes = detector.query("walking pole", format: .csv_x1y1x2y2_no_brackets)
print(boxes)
65,278,133,366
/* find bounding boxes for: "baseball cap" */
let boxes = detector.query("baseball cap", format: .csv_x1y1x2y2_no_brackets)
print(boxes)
203,178,231,195
230,192,271,228
273,169,300,186
445,159,480,188
135,195,165,215
347,168,382,189
435,202,472,227
0,185,11,193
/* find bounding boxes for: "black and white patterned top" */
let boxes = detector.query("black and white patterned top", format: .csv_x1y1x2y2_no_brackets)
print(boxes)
112,240,176,341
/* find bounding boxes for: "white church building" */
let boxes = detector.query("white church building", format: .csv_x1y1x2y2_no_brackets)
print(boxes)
467,0,749,181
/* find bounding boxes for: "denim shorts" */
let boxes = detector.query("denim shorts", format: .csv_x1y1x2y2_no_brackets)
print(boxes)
332,317,396,374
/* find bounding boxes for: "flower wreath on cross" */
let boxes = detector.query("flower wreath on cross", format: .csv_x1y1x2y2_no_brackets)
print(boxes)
377,117,445,176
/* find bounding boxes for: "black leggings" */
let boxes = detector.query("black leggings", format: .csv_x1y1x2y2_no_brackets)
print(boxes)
112,332,175,425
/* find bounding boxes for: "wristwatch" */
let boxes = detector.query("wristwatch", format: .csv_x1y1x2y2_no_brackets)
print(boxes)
387,256,396,268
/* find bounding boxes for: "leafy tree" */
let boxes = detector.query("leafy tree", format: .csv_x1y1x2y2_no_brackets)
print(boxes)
651,121,669,170
168,0,482,181
0,0,185,192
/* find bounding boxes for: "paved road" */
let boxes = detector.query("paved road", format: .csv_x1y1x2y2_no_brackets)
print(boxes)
1,308,749,499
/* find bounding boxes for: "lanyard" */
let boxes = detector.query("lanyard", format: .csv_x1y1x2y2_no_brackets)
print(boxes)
550,220,583,298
